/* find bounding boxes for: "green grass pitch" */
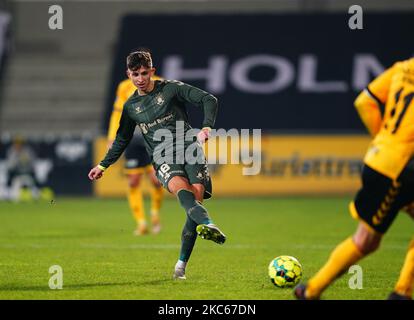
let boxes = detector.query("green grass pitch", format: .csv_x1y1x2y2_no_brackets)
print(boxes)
0,197,411,300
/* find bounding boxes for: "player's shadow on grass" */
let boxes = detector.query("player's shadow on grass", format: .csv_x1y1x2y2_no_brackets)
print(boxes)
0,279,172,292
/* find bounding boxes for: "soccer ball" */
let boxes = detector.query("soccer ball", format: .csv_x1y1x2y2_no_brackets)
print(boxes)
268,255,303,288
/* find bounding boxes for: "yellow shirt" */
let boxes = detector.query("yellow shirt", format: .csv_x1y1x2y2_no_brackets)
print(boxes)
362,58,414,180
107,76,162,140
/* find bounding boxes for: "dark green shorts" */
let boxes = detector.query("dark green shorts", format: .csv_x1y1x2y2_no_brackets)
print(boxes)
155,162,212,199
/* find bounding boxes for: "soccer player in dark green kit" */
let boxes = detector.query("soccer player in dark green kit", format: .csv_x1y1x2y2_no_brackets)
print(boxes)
88,51,226,280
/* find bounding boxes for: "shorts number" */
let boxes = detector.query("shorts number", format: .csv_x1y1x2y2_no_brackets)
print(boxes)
158,164,172,180
160,164,171,173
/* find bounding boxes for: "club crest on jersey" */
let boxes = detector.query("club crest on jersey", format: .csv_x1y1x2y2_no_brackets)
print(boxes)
155,94,165,106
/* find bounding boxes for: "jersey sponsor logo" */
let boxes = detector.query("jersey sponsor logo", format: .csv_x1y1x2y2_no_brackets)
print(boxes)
140,123,149,134
155,113,174,125
142,113,174,133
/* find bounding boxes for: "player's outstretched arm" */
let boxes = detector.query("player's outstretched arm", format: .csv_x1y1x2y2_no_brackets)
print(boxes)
171,81,217,143
107,139,114,149
88,166,105,180
99,106,136,171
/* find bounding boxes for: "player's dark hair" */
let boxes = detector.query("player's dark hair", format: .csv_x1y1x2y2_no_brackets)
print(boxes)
126,50,153,71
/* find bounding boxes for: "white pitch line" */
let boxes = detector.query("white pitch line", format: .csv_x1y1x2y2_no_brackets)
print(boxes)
0,243,408,250
0,243,258,250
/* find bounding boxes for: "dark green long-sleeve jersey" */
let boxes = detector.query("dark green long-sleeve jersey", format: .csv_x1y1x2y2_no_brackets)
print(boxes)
99,79,218,169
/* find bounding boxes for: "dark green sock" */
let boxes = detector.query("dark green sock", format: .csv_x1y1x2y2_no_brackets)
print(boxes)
179,217,197,262
177,189,212,225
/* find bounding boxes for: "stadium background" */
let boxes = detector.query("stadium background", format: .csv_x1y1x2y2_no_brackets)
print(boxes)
0,0,414,302
1,0,413,198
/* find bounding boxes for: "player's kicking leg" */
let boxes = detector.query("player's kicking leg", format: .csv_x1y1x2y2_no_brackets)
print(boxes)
195,224,226,244
166,175,226,280
191,183,226,244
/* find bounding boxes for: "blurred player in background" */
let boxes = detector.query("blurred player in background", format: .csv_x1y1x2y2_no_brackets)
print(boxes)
295,58,414,300
89,50,226,280
108,74,164,236
6,136,53,201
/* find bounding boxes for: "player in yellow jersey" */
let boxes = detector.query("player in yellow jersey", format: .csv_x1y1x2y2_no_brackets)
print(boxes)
295,58,414,300
108,76,164,236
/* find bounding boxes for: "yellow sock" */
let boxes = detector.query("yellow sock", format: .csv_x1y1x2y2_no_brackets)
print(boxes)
128,186,146,225
150,186,164,224
394,239,414,298
307,237,364,298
